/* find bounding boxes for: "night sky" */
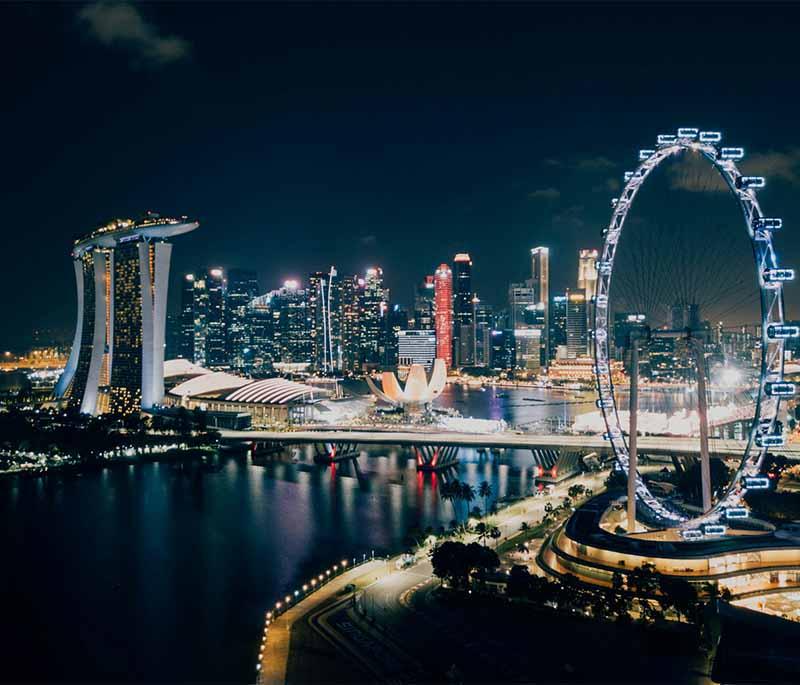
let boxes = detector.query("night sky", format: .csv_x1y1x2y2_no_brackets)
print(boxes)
3,1,800,350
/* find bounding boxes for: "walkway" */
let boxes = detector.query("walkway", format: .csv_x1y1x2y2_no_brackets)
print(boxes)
257,559,388,684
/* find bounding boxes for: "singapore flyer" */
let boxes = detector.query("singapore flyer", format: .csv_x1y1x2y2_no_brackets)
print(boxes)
593,128,795,533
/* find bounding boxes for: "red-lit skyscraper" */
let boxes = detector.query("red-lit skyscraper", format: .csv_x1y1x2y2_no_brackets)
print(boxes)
434,263,453,368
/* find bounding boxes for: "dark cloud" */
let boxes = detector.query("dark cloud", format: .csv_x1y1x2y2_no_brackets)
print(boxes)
528,187,560,201
668,147,800,192
552,204,586,231
576,156,617,172
359,234,377,246
593,177,620,193
78,2,190,67
742,149,800,186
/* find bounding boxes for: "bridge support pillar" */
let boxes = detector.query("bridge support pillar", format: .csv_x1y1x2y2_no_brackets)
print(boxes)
313,442,360,464
414,444,459,472
251,440,285,465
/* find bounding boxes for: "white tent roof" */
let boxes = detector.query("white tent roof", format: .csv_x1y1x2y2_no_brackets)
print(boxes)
164,359,212,378
225,378,324,405
169,371,250,398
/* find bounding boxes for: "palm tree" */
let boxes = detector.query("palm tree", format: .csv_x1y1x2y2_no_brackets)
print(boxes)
439,480,459,521
474,521,490,546
460,483,476,521
478,481,492,516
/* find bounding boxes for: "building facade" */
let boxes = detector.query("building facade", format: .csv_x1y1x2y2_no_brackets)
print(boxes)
452,253,474,366
434,263,453,368
397,330,437,370
55,212,199,414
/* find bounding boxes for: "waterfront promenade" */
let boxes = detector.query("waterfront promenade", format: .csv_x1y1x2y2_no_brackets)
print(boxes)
256,469,610,683
258,559,388,684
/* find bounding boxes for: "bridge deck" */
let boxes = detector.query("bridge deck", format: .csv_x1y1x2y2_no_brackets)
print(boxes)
219,427,800,458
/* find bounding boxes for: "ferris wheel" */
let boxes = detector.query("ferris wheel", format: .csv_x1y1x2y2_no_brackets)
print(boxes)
593,128,796,531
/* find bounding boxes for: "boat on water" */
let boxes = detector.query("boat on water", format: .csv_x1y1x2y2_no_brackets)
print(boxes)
496,392,508,398
523,397,544,402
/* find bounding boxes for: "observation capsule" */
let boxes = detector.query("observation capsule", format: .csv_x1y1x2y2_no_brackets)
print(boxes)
657,134,677,145
596,260,612,275
699,131,722,143
602,430,622,441
756,433,785,448
624,171,634,182
677,127,699,139
702,524,727,536
767,324,800,339
743,476,770,489
720,147,745,160
753,217,782,231
737,176,765,189
724,507,749,520
680,529,703,541
764,269,794,283
765,382,796,397
639,149,655,160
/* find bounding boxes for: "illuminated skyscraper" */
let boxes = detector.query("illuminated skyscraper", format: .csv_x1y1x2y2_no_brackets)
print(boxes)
340,274,362,374
226,269,259,370
577,248,599,298
434,263,453,368
179,274,195,360
474,299,493,367
578,249,599,356
549,294,568,359
55,213,199,414
310,267,340,374
413,275,435,330
360,267,386,370
566,291,588,358
270,280,312,364
452,253,474,365
531,246,550,363
248,294,275,373
205,268,227,368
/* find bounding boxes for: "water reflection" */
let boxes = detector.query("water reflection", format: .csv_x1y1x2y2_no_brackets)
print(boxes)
0,386,599,683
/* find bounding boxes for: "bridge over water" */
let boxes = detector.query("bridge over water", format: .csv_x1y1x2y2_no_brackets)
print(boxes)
219,427,800,472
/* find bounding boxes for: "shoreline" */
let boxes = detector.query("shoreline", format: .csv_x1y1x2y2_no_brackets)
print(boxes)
0,443,216,480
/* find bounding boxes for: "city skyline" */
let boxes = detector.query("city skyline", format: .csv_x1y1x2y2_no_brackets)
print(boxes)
4,2,800,349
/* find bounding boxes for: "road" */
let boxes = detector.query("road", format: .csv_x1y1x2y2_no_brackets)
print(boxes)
219,426,800,458
273,471,612,683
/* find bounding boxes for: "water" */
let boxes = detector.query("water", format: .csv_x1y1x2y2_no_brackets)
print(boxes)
0,385,637,682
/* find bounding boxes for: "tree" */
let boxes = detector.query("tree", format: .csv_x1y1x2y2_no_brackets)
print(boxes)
430,541,499,591
473,522,490,546
439,481,459,521
605,468,627,490
431,541,471,589
478,481,492,516
677,459,732,507
193,407,208,433
567,484,586,500
506,564,531,598
659,576,698,623
460,483,476,520
489,526,502,547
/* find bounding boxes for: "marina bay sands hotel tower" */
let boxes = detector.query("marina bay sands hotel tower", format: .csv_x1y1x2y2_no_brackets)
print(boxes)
55,212,199,415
